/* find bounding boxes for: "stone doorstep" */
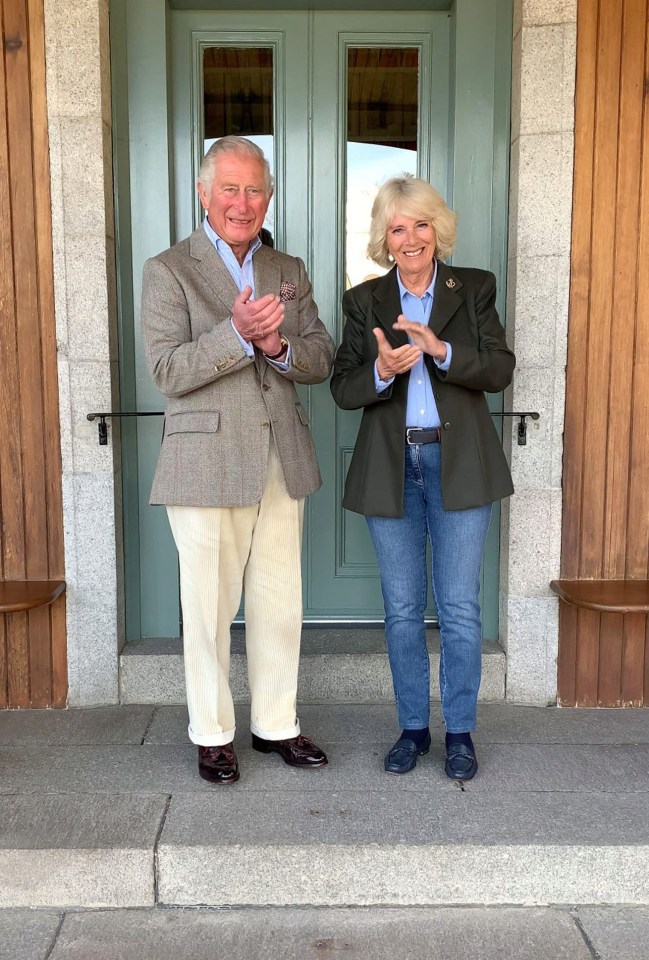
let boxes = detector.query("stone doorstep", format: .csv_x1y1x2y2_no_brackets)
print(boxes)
119,630,506,704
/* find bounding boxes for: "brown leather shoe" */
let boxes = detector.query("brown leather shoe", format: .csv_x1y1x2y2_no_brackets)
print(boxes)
198,743,240,784
251,733,328,767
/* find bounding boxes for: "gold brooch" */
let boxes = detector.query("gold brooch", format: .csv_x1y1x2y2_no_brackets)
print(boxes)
446,278,456,288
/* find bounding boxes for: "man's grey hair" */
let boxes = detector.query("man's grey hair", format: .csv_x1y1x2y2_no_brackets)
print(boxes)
198,136,273,197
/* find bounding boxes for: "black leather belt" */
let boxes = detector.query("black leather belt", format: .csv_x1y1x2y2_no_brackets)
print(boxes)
405,427,441,445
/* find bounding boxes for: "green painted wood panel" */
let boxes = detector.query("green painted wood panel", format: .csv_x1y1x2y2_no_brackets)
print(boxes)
449,0,513,639
110,0,140,642
122,0,180,638
308,11,451,617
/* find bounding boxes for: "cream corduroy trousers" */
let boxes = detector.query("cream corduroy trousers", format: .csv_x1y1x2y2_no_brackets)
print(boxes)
166,442,305,747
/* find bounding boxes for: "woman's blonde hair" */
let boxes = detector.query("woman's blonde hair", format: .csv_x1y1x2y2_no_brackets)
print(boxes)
367,174,457,268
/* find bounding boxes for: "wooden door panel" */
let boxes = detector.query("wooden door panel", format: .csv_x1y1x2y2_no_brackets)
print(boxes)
0,0,66,707
558,0,649,706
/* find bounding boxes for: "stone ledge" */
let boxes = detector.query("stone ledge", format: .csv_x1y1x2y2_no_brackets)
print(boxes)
120,633,506,705
160,843,649,907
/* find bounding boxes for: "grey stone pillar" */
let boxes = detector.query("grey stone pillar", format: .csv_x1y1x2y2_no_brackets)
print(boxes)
45,0,122,704
501,0,576,702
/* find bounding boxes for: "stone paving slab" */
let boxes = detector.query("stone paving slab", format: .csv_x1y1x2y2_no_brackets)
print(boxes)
5,905,649,959
475,703,649,743
0,909,61,960
470,742,649,792
145,701,649,745
2,740,649,796
0,794,167,907
576,906,649,960
0,705,153,746
159,789,649,847
44,907,592,960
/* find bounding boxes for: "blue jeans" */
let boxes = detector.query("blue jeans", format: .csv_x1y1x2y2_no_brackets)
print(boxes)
366,442,492,733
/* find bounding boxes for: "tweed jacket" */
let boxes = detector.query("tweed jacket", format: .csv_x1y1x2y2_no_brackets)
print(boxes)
330,262,516,516
141,226,335,507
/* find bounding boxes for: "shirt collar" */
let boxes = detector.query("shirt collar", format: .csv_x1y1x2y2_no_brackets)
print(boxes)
203,216,262,261
396,258,438,299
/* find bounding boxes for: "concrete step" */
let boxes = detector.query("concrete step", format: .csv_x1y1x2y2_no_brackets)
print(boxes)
157,789,649,907
2,703,649,909
119,629,506,704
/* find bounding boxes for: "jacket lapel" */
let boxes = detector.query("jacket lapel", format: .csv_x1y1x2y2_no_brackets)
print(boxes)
189,226,240,312
371,268,409,347
429,261,463,336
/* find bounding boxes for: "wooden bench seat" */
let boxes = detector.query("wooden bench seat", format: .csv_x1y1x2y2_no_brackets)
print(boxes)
0,580,66,614
550,579,649,614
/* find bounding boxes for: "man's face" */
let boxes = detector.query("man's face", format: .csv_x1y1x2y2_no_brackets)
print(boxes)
197,154,271,261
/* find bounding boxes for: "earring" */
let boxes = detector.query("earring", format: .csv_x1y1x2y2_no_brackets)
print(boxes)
387,254,394,263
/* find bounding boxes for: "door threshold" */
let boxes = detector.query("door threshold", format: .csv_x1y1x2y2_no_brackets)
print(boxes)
231,619,440,629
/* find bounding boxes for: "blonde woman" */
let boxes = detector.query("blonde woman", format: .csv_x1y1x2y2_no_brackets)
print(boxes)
331,175,515,780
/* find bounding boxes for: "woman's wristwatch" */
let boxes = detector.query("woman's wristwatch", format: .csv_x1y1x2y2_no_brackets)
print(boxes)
264,336,289,361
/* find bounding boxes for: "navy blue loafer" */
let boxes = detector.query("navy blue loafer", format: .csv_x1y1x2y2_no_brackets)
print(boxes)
444,742,478,781
384,732,431,774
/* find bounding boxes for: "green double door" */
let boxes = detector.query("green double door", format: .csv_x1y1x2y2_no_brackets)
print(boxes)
116,3,511,640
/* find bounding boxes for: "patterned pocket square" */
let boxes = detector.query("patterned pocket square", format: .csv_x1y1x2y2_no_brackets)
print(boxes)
280,281,297,302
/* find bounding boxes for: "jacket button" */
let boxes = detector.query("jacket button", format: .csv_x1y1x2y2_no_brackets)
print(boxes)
262,383,271,391
443,421,451,430
261,421,269,428
435,392,441,401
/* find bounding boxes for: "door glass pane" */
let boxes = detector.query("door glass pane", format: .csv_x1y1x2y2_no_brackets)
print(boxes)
203,47,276,241
346,48,418,288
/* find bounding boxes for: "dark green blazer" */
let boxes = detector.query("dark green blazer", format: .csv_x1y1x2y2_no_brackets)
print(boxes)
330,261,515,517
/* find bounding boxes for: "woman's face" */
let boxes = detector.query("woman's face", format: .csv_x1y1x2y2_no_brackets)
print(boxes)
386,213,437,279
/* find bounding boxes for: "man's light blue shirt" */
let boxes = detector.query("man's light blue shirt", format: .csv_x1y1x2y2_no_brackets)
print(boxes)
374,263,452,428
203,217,291,368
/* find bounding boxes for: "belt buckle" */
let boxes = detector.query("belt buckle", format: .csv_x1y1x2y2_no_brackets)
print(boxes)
406,428,421,445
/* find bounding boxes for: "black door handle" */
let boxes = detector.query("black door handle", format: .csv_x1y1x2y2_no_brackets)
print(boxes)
87,411,164,445
491,411,540,445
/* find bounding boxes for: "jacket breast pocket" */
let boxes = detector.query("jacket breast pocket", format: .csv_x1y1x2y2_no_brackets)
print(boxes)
165,411,220,435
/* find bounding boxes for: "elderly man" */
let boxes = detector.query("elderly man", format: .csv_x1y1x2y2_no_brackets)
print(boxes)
141,136,335,784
